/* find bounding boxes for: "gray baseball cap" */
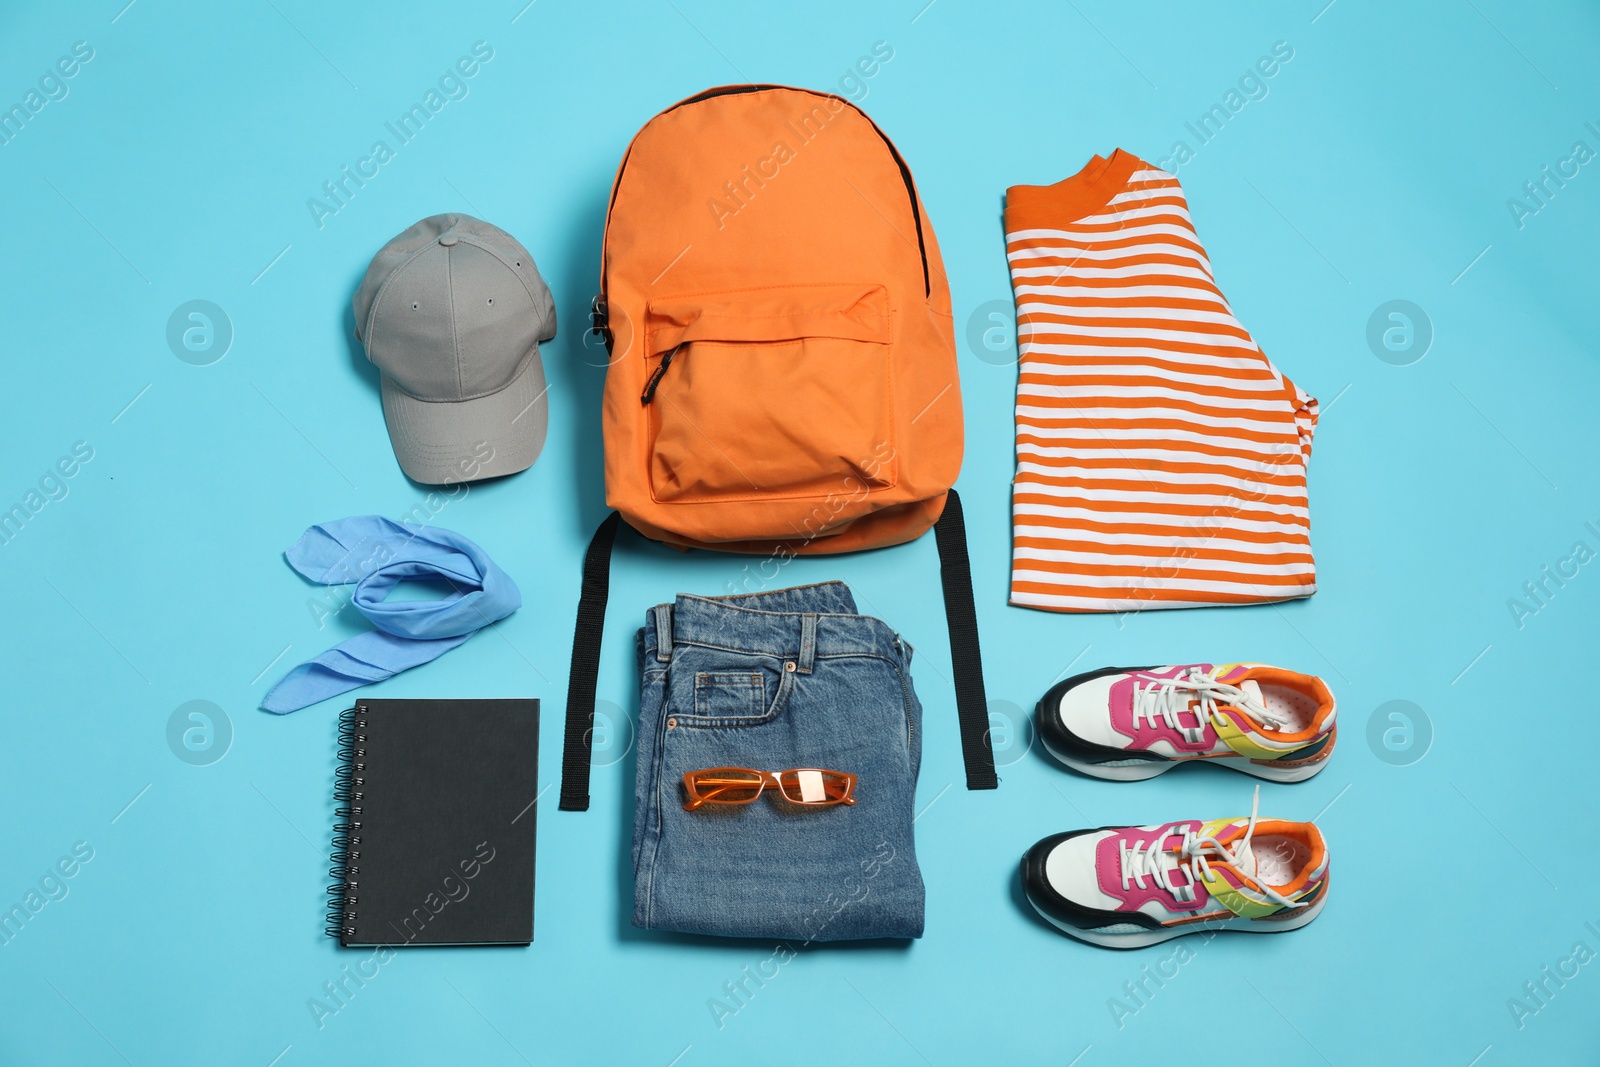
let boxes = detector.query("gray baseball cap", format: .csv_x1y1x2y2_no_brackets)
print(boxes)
353,213,556,485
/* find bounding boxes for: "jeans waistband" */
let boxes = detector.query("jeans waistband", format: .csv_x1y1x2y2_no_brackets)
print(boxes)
643,581,901,666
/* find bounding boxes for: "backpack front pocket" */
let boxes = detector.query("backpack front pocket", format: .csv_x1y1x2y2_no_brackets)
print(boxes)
643,284,897,503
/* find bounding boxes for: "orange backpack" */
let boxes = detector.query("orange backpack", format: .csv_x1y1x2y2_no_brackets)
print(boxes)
560,85,995,809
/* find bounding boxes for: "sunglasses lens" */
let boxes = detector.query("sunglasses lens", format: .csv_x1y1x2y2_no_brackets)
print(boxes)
690,769,764,804
775,769,853,805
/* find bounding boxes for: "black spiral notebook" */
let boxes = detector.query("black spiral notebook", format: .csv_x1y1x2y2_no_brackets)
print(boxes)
327,698,538,947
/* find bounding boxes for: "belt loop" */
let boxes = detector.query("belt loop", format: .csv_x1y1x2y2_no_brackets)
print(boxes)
796,613,817,674
653,604,673,663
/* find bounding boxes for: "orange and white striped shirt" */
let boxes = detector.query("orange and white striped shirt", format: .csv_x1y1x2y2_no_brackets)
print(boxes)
1005,150,1318,613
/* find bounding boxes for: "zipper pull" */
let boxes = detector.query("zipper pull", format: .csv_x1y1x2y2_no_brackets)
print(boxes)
640,344,680,405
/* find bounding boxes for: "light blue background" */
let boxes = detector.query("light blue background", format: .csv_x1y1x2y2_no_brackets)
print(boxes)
2,1,1597,1063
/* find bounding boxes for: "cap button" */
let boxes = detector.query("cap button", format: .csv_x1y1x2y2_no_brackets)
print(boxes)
438,232,460,247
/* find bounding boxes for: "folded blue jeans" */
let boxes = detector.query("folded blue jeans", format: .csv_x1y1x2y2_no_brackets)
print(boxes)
632,581,925,941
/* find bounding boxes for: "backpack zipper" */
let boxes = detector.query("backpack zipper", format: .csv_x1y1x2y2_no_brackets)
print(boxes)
667,86,930,296
639,344,680,404
874,134,930,297
598,85,931,317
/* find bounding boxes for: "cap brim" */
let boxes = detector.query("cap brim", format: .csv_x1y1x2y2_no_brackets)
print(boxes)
379,350,548,485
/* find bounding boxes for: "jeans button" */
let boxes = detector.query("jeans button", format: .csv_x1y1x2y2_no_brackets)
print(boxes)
666,717,677,729
784,660,797,672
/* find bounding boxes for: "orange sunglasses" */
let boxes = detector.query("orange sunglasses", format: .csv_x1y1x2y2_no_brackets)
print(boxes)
681,767,858,812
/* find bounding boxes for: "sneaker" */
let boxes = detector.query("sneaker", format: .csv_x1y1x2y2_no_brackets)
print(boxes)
1021,789,1330,949
1036,663,1335,782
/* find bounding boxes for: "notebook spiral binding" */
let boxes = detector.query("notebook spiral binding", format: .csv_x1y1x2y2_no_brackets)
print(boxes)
326,705,366,940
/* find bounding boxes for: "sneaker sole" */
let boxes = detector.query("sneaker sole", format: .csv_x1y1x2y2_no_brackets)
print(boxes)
1037,716,1333,783
1025,881,1329,949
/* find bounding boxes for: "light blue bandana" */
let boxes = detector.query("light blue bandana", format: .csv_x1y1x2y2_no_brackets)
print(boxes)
262,516,520,714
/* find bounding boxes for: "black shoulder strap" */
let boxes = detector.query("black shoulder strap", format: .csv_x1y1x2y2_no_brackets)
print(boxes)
561,499,993,807
559,511,622,811
933,489,998,789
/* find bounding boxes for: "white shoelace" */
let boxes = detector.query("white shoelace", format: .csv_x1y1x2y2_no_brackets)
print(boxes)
1117,786,1305,909
1130,667,1281,743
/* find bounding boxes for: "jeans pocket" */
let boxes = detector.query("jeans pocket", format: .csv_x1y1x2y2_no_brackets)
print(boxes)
672,650,793,727
693,671,763,720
